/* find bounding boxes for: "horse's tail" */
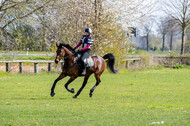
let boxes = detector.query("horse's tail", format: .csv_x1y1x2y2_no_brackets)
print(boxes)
103,53,119,74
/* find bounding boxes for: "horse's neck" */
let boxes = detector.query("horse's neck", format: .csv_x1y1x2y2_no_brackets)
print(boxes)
64,47,74,66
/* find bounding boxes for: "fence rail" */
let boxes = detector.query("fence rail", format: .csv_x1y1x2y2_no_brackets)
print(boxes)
0,60,63,73
123,58,141,68
122,56,190,68
1,56,189,73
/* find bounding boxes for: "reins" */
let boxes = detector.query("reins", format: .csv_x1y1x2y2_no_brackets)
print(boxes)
58,48,75,60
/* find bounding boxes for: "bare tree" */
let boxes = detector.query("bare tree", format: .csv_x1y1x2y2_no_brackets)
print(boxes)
167,18,179,51
144,24,152,52
158,17,170,51
185,27,190,53
162,0,190,55
142,19,154,52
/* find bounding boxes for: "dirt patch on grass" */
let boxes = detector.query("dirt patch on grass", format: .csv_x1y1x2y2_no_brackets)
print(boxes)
0,63,62,73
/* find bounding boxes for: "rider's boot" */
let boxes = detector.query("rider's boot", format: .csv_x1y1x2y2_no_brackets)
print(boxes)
81,61,86,75
81,67,86,75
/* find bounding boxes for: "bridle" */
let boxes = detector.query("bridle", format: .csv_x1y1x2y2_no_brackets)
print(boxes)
56,47,74,61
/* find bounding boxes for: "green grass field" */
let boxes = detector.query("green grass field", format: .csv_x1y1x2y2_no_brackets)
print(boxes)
0,68,189,126
0,55,54,61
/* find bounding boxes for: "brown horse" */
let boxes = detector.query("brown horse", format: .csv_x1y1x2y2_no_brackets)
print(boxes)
50,43,118,98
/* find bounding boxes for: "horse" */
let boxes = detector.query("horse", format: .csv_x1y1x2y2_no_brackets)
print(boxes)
50,43,119,98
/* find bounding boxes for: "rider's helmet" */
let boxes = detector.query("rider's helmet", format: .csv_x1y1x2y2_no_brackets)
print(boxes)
85,28,92,34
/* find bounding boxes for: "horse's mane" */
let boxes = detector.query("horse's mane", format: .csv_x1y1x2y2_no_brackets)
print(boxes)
58,43,75,53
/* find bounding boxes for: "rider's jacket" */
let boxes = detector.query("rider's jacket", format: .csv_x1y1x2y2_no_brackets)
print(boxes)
75,35,94,51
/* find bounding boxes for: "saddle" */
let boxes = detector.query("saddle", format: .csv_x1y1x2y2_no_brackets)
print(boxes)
74,52,94,68
84,57,94,67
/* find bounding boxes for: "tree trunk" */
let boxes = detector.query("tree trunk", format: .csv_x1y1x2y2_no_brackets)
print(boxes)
162,34,165,51
146,34,149,52
92,0,97,54
180,28,185,55
170,33,173,51
41,8,46,51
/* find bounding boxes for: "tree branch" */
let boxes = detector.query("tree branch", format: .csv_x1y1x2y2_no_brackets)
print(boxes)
0,0,8,11
2,0,53,29
0,1,25,12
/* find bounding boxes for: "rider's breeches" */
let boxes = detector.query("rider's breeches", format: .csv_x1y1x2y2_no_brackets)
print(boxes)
81,49,91,68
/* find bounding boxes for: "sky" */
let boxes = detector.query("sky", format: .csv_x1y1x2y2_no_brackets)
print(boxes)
144,0,167,34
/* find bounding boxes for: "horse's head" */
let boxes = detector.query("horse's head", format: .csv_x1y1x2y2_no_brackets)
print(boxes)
54,43,66,64
54,43,74,64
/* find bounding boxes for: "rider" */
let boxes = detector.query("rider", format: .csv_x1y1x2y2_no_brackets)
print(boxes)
74,28,94,75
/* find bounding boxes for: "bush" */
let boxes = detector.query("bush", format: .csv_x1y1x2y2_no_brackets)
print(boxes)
173,65,184,69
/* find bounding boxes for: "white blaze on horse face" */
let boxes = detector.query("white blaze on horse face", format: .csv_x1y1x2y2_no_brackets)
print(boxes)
55,58,59,62
56,55,60,62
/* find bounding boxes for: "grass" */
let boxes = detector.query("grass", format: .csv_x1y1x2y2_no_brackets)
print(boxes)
0,55,55,61
0,68,189,126
135,49,181,56
0,51,51,54
0,51,54,61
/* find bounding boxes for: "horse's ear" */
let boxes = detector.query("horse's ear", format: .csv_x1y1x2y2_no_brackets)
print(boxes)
56,43,58,47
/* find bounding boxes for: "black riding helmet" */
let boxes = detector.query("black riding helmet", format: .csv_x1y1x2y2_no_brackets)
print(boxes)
85,28,92,34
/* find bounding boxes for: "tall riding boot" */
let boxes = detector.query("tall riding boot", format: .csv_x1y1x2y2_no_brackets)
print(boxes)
82,67,86,75
81,61,86,75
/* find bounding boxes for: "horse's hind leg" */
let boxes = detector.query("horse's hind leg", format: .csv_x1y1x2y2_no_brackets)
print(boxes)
89,74,101,97
73,74,91,98
51,72,66,97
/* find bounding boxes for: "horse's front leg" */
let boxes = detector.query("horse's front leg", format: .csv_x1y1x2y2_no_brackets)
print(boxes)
50,72,66,97
65,76,77,93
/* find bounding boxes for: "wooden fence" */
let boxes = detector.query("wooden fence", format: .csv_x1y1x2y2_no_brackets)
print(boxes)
122,56,190,68
0,56,189,73
0,60,63,73
123,58,141,68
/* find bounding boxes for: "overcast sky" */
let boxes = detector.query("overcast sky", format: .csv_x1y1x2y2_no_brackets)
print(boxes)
146,0,167,34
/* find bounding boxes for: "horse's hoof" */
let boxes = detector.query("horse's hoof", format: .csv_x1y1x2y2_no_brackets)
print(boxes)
50,92,55,97
89,93,93,97
73,95,77,98
70,88,75,93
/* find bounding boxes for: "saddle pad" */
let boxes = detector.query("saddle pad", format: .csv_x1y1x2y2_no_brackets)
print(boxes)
84,57,94,67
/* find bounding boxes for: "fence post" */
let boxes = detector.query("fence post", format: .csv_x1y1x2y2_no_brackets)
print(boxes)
6,63,10,72
19,62,23,74
125,61,129,68
48,63,52,72
34,63,38,73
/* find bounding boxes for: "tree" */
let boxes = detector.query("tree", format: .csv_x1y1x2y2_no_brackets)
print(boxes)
0,0,53,30
185,27,190,53
0,0,54,50
158,17,170,51
0,0,157,57
167,18,179,51
12,23,40,51
142,18,154,52
162,0,190,55
143,24,152,52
